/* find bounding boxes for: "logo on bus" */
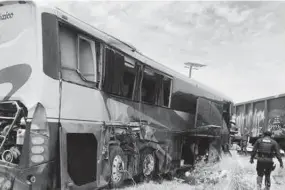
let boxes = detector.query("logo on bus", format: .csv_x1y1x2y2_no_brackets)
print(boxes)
0,12,14,21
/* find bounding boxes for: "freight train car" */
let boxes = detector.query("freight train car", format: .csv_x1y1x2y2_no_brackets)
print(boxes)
233,93,285,151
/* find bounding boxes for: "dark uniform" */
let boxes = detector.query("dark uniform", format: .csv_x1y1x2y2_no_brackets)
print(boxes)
250,131,283,190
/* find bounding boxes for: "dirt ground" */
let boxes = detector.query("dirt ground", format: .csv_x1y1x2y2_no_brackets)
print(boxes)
123,151,285,190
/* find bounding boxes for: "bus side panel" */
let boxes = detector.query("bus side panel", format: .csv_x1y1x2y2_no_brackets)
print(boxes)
60,82,110,121
104,95,195,133
104,96,192,168
141,103,195,132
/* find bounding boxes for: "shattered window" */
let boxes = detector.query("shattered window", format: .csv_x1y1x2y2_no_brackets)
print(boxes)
163,77,171,107
103,48,136,99
141,67,172,107
196,98,223,127
161,76,172,107
122,62,136,99
103,48,124,95
156,75,172,107
141,68,160,104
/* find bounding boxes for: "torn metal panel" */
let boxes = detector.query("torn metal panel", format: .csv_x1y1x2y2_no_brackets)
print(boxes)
188,125,222,138
105,95,195,132
60,121,104,189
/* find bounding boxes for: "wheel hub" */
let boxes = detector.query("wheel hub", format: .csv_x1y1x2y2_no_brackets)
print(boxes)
111,155,124,183
143,154,155,176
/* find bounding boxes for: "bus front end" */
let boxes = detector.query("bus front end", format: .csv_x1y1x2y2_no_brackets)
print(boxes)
0,1,59,189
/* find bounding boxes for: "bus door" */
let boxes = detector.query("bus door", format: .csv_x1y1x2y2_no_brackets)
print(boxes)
59,122,104,190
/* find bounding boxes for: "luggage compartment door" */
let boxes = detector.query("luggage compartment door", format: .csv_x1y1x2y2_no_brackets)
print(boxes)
59,122,103,190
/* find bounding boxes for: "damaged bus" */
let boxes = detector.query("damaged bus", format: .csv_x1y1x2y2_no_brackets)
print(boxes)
0,1,233,189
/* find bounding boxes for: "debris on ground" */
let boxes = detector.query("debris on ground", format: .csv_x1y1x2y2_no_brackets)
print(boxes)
123,151,285,190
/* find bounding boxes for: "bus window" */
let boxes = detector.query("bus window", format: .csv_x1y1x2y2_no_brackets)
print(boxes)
156,75,172,108
103,48,124,95
122,62,136,99
59,25,77,75
141,68,160,105
196,98,223,127
59,24,100,87
103,48,136,99
77,36,97,82
162,76,172,107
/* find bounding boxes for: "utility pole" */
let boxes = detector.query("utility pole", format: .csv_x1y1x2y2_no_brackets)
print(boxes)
184,62,206,78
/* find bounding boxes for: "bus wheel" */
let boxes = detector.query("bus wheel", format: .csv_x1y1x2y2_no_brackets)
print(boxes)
109,146,126,188
208,143,220,162
164,172,174,181
140,148,156,181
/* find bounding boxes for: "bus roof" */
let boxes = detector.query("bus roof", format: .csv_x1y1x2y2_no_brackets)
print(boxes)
37,1,233,103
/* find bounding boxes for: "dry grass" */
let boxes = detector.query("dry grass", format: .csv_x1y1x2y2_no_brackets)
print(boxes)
123,152,285,190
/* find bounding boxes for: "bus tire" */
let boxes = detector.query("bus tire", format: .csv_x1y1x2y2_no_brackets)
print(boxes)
164,172,174,181
208,143,220,162
139,148,157,181
109,145,127,188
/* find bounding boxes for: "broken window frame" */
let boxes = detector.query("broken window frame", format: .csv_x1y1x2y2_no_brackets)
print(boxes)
140,66,173,107
195,97,224,127
98,44,104,88
58,21,102,88
133,62,144,102
141,67,158,105
103,46,137,99
76,35,98,83
123,58,137,100
152,68,173,108
161,75,173,108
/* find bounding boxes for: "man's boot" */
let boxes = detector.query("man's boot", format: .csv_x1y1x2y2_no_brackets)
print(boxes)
257,176,262,190
264,175,271,190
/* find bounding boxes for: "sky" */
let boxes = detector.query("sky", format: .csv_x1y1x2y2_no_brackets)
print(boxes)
47,0,285,103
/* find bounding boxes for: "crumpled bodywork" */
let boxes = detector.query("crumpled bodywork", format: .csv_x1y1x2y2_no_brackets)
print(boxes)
99,123,173,182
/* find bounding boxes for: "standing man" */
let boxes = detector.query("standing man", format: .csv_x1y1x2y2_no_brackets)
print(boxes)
250,131,283,190
241,133,249,155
